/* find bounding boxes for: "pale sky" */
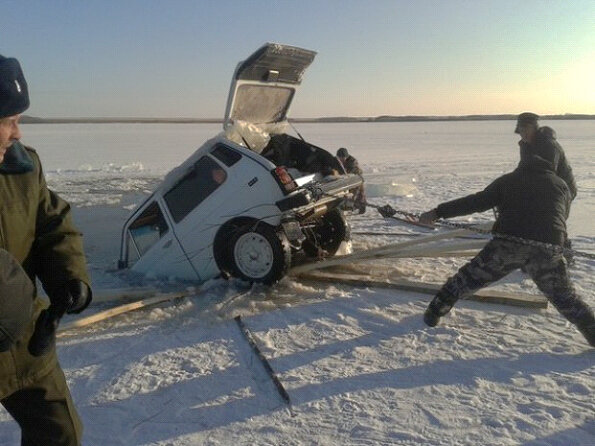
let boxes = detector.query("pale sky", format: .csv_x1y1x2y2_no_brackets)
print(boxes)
2,0,594,118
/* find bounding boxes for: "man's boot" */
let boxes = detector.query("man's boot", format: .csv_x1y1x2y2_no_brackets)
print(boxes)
576,321,595,347
424,305,441,327
424,290,456,327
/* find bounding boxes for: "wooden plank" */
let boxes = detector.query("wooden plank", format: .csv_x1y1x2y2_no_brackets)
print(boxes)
58,291,190,334
39,286,197,305
390,240,487,257
291,227,476,274
92,287,161,304
297,272,548,309
235,316,293,412
38,287,159,304
290,241,487,274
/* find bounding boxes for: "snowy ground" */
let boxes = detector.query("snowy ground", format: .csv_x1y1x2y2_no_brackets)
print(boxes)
1,122,593,445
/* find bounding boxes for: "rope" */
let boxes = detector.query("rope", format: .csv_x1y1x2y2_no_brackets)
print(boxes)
369,201,595,261
305,184,595,262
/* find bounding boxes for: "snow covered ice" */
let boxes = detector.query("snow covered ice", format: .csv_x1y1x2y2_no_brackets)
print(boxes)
1,121,593,445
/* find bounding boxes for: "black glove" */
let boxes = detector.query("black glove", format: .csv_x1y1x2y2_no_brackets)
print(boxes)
378,204,396,218
27,280,92,357
61,280,92,314
418,209,438,225
27,305,62,357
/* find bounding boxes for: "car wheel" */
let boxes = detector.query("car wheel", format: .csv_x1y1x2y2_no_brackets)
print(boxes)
302,209,349,258
228,223,291,284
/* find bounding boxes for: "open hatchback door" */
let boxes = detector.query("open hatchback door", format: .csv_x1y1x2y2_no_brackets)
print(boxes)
224,43,317,130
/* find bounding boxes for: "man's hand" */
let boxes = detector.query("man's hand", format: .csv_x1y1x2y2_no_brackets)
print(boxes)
28,307,61,357
27,280,92,357
419,209,438,225
378,204,397,218
62,280,92,314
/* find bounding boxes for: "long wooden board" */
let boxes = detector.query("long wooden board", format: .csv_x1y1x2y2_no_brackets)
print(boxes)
297,272,548,309
92,286,161,304
58,291,189,334
291,228,478,274
290,239,487,274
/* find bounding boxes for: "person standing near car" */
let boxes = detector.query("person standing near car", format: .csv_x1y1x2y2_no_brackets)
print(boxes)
336,147,366,214
336,147,362,175
1,54,92,445
418,153,594,347
515,112,577,263
515,112,576,199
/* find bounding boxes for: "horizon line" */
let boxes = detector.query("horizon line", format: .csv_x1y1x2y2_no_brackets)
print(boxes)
20,113,595,124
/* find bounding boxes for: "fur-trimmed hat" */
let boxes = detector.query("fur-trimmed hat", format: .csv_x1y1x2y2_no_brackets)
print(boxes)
515,112,539,134
0,55,30,119
337,147,349,158
0,249,34,351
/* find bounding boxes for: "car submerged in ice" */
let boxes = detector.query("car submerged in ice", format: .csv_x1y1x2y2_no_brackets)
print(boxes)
118,43,363,284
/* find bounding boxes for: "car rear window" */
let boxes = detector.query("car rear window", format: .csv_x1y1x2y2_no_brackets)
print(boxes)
164,156,227,223
211,144,242,167
231,84,294,123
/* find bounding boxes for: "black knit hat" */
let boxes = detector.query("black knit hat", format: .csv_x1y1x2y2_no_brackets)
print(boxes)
0,249,34,352
0,55,30,119
515,112,539,134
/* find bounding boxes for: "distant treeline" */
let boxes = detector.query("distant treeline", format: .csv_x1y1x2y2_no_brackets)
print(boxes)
20,114,595,124
306,114,595,123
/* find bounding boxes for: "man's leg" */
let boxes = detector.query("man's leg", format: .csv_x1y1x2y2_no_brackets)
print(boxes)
356,185,366,214
525,252,595,347
424,240,523,326
563,238,574,267
1,363,83,446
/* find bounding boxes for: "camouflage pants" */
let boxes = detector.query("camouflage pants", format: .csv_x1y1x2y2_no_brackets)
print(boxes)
430,239,594,327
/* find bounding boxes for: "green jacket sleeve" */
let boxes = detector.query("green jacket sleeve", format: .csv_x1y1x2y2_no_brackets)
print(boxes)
31,152,90,298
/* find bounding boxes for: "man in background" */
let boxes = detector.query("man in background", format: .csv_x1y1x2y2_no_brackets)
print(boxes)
515,112,576,198
336,147,366,214
336,147,362,175
1,54,92,445
515,112,577,263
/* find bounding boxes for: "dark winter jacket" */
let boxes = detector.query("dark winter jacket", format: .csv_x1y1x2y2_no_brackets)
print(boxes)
519,126,577,199
340,155,363,175
435,155,571,246
0,143,90,399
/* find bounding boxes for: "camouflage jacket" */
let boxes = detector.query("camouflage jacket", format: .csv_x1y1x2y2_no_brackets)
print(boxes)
341,155,362,175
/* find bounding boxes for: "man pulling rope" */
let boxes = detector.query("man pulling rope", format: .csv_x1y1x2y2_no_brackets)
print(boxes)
412,152,594,347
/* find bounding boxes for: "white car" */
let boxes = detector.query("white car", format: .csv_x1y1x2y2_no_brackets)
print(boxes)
118,43,363,284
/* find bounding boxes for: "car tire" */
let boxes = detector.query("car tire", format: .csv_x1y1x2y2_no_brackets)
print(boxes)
227,223,291,284
302,209,349,258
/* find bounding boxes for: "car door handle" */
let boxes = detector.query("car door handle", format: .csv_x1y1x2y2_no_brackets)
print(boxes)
163,240,172,249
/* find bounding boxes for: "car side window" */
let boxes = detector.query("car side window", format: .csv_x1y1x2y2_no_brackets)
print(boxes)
211,144,242,167
164,156,227,223
128,201,169,259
